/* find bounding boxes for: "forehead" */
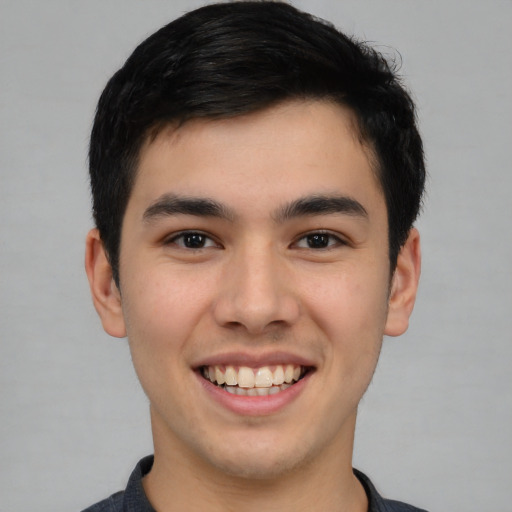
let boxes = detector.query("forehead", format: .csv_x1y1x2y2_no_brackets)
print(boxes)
130,100,384,217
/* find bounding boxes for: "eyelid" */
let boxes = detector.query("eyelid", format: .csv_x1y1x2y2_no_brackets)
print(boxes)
165,230,221,249
292,230,348,249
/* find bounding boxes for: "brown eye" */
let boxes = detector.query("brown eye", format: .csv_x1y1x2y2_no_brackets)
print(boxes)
306,233,330,248
169,231,218,249
183,233,206,248
295,231,342,249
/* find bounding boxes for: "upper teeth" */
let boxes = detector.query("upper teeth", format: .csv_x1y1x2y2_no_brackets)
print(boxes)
203,364,303,388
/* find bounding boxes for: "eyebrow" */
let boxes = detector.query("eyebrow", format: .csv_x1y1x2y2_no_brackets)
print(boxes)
143,193,368,224
143,194,236,222
274,194,368,222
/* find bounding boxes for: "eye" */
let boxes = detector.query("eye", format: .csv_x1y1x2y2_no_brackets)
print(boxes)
294,231,344,249
167,231,219,249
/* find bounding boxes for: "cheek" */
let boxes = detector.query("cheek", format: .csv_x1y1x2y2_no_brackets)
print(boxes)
300,263,389,391
120,265,213,367
304,264,389,336
119,273,204,407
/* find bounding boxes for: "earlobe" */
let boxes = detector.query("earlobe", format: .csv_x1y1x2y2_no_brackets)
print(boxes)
85,229,127,338
384,228,421,337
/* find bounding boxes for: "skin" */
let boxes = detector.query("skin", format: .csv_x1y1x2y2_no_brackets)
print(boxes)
86,100,421,512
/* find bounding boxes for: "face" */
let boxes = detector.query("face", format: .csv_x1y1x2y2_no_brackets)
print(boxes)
88,100,419,480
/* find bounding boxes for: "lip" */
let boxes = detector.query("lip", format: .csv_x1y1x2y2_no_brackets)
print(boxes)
192,351,316,416
196,369,313,416
193,350,316,369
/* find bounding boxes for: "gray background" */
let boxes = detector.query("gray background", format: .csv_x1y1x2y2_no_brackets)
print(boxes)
1,1,511,510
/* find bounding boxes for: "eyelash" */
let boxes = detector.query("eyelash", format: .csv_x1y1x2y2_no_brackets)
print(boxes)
293,231,346,250
165,231,220,250
165,230,346,251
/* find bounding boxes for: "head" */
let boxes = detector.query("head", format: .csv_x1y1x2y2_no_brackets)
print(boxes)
89,0,425,286
86,2,424,487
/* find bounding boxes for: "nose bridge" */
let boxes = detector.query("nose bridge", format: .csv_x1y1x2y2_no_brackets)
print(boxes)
213,238,299,333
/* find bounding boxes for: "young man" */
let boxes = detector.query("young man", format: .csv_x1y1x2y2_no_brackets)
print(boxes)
84,2,426,511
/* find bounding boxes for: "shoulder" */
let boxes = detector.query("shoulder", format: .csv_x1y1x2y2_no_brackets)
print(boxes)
80,491,124,512
354,469,429,512
80,455,155,512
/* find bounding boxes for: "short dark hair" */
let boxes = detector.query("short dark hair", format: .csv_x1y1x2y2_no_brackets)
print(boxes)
89,0,425,284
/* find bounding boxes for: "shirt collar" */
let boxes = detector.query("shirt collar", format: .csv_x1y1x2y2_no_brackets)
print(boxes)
122,455,401,512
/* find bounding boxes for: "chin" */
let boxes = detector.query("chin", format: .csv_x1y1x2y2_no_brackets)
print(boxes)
212,454,301,481
201,435,314,480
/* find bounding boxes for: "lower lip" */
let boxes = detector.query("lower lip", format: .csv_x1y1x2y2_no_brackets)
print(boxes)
196,371,312,416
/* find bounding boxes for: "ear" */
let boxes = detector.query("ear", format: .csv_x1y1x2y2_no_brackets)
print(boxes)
384,227,421,337
85,228,126,338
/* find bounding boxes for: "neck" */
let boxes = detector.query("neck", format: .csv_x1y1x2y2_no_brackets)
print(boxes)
143,409,368,512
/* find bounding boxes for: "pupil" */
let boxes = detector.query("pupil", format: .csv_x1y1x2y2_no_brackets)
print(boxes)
184,233,205,248
308,234,329,248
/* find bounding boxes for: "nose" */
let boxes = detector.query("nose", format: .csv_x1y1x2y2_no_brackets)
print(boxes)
212,243,300,335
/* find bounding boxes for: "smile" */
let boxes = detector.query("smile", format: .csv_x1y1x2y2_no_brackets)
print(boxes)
200,364,308,397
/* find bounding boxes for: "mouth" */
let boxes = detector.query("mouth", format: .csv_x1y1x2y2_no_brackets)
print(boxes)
200,364,311,397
